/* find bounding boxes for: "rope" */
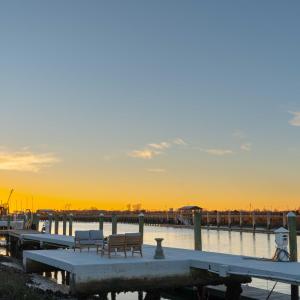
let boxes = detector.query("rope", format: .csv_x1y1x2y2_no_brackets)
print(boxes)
266,281,278,300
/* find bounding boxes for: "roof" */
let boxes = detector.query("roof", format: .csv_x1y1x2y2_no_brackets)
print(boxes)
178,205,202,210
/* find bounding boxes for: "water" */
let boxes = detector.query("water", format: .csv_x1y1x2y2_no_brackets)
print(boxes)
40,222,299,297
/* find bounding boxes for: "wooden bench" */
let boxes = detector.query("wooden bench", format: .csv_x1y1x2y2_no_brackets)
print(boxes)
101,233,143,258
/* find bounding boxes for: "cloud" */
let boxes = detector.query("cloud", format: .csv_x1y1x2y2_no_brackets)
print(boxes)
128,149,161,159
201,148,234,156
173,138,187,146
147,142,170,150
0,149,60,172
240,142,252,152
146,168,166,173
129,138,186,160
289,111,300,127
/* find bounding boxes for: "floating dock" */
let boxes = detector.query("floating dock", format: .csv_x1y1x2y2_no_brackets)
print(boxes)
23,244,300,297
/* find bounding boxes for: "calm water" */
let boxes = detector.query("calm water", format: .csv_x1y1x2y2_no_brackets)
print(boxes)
38,222,299,298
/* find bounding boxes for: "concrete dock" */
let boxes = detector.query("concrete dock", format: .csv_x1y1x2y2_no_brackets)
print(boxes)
23,245,300,297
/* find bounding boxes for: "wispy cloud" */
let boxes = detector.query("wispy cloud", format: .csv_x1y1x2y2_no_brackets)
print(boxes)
289,111,300,127
147,142,170,150
201,148,234,156
128,149,162,159
173,138,187,146
146,168,166,173
0,149,60,172
240,142,252,152
129,138,187,160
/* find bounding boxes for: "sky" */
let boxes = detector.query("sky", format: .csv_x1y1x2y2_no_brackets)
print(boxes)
0,1,300,211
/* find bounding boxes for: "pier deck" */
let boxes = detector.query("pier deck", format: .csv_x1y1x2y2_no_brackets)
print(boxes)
23,245,300,295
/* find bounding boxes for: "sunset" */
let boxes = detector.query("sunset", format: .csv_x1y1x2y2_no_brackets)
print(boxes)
0,2,300,299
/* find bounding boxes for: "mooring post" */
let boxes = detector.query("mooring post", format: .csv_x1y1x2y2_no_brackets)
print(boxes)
239,211,243,228
288,212,298,300
48,213,53,234
54,214,59,234
68,214,73,236
32,214,40,230
112,214,117,234
206,211,210,227
282,212,287,228
7,214,11,230
62,214,67,235
138,213,144,240
99,213,104,230
194,209,202,251
266,211,271,231
216,211,220,228
252,211,256,232
228,211,232,229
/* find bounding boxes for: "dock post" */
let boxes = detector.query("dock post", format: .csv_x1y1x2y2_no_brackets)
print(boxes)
112,214,117,234
206,211,210,228
63,214,67,235
288,212,298,300
267,212,271,231
99,213,104,231
239,211,243,228
32,214,40,230
228,211,231,230
7,214,11,230
139,213,144,240
252,212,256,232
54,214,59,234
194,210,202,251
68,214,73,236
216,211,220,228
282,212,287,228
48,214,53,234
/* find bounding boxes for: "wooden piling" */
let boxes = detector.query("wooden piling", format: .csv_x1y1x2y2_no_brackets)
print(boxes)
62,214,67,235
69,214,73,236
252,212,256,232
239,211,243,228
7,214,11,230
48,214,53,234
228,211,232,229
54,214,59,234
282,212,287,228
216,211,220,228
99,213,104,231
138,213,144,239
194,210,202,251
288,212,298,300
112,214,117,234
267,212,271,231
206,212,210,227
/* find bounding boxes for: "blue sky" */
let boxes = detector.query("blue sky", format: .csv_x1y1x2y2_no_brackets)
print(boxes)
0,1,299,209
